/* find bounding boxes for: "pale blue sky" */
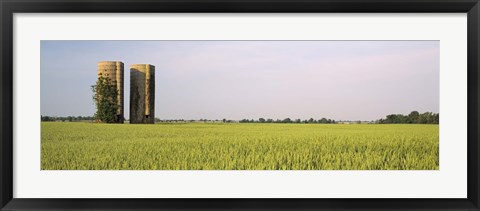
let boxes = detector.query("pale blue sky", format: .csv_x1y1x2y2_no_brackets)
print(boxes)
41,41,439,121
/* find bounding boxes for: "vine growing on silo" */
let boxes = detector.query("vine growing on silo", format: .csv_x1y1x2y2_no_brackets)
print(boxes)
91,74,119,123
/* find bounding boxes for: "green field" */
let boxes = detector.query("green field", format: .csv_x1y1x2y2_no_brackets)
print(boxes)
41,122,439,170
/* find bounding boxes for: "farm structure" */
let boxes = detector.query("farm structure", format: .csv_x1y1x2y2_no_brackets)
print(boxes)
97,61,124,123
130,64,155,124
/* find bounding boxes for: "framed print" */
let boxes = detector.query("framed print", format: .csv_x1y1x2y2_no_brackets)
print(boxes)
1,0,479,210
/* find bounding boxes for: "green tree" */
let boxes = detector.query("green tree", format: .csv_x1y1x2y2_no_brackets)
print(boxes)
319,118,328,124
91,75,119,123
41,115,52,122
408,111,420,123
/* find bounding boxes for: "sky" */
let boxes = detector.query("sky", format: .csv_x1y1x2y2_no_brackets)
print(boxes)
40,40,439,121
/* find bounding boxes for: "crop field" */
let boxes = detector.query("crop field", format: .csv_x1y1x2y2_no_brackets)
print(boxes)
41,122,439,170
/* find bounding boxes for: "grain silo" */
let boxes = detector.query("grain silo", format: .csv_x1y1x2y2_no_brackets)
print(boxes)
130,64,155,124
97,61,124,123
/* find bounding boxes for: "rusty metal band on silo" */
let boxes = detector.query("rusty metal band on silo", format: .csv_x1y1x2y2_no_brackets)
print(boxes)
145,65,151,116
116,61,124,118
149,65,155,124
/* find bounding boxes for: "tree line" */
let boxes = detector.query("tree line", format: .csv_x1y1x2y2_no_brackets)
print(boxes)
42,112,439,124
376,111,439,124
41,115,95,122
239,118,336,124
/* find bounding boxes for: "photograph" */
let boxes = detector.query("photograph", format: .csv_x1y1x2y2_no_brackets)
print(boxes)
40,40,440,170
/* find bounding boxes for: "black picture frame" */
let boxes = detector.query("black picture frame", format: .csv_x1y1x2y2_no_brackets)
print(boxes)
1,0,479,210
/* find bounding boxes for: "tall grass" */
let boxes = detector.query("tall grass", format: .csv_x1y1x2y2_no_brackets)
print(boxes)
41,122,439,170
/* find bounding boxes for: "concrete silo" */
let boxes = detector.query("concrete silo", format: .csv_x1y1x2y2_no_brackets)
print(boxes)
97,61,124,123
130,64,155,124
